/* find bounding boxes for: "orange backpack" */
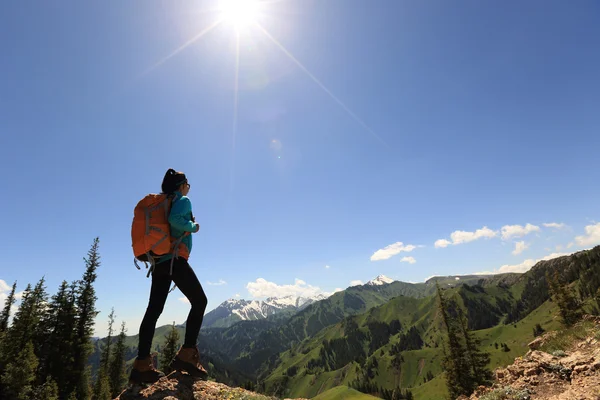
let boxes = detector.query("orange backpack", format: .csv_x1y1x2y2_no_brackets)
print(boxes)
131,193,177,273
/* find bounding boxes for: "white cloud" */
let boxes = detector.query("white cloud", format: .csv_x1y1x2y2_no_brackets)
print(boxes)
434,239,451,248
544,222,566,229
325,265,330,269
0,280,10,293
452,226,497,244
179,297,190,304
496,259,536,274
501,223,540,240
435,226,497,248
350,280,364,286
400,256,416,264
235,293,241,298
371,242,417,261
567,242,574,249
476,252,570,275
512,241,529,255
575,223,600,247
246,278,325,299
207,279,227,286
333,288,343,293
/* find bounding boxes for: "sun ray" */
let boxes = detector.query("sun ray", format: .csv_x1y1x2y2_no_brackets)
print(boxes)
255,24,387,147
230,30,241,193
140,19,223,77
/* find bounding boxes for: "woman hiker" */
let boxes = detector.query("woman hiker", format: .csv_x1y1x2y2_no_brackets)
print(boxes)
129,168,209,384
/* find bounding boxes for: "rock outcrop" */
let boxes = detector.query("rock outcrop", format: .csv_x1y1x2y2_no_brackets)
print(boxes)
115,371,308,400
463,317,600,400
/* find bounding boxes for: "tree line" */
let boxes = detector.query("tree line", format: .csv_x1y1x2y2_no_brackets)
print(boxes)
0,238,128,400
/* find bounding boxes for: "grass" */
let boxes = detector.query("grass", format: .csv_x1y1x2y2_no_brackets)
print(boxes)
539,319,598,354
410,374,448,400
476,300,561,369
312,386,382,400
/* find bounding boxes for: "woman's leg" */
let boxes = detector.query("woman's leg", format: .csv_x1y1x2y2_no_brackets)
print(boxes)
137,261,172,359
171,258,208,347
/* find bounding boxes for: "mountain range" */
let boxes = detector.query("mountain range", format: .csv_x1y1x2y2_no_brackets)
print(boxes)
202,294,329,329
201,275,402,329
89,246,600,400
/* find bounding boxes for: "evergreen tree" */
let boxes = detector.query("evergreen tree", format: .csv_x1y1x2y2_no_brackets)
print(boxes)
73,238,101,400
436,283,471,399
100,308,115,373
1,279,48,368
533,323,545,337
40,280,78,398
160,322,181,374
32,376,59,400
0,341,38,400
547,270,583,326
109,321,128,398
30,278,50,362
92,370,111,400
457,307,492,387
94,308,115,399
0,281,17,332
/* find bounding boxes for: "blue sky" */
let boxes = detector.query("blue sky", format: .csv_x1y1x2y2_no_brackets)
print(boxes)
1,0,600,337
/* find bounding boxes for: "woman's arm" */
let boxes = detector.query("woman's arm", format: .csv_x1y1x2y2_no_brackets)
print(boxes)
169,197,198,232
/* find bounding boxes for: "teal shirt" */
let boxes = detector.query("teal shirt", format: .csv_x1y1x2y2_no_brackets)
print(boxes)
158,191,198,263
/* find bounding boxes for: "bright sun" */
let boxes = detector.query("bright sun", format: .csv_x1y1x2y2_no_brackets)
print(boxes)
219,0,260,28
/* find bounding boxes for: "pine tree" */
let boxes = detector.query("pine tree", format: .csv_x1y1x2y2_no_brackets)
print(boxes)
92,370,111,400
436,283,471,398
40,280,78,398
94,308,115,398
32,376,59,400
547,270,583,326
0,341,39,400
533,323,545,337
457,306,492,387
109,321,128,398
0,283,31,366
0,281,17,332
1,278,48,372
73,238,101,400
30,278,50,365
100,308,115,373
160,322,181,374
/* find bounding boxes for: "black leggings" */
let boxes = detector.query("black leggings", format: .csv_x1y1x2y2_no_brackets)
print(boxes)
137,257,207,359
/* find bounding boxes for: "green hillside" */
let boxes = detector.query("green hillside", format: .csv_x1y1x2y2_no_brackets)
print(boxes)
262,279,565,400
312,386,383,400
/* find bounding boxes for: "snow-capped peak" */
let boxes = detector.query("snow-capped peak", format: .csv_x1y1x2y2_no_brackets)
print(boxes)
366,275,394,286
206,294,330,328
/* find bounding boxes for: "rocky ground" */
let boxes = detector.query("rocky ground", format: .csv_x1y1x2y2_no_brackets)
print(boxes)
115,371,308,400
461,316,600,400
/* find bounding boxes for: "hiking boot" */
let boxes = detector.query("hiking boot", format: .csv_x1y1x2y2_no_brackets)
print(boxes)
169,346,208,379
129,355,165,384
